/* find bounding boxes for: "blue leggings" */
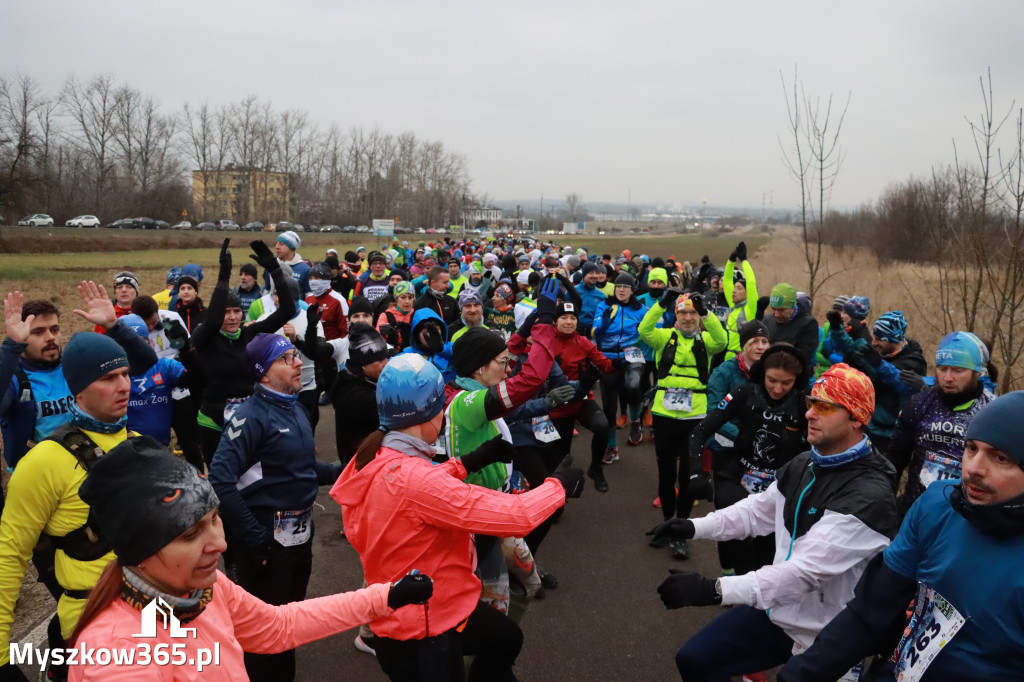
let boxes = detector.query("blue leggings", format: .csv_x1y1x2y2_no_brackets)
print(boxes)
675,605,793,681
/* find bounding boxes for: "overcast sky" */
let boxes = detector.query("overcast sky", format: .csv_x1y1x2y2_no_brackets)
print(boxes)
5,1,1023,210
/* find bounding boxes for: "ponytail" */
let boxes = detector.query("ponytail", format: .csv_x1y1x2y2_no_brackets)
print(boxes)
354,429,385,470
70,559,124,646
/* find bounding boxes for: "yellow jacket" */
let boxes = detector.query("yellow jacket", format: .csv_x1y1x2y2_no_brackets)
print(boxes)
0,428,127,662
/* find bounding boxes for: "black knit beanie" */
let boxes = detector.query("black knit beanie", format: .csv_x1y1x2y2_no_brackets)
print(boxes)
453,327,509,377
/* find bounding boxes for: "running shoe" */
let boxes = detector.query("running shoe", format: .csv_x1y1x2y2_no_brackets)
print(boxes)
670,539,689,560
627,420,643,445
602,447,620,464
616,414,629,429
354,634,377,656
538,566,558,589
588,465,609,492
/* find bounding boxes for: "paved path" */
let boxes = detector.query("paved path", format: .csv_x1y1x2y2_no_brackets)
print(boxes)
297,408,736,682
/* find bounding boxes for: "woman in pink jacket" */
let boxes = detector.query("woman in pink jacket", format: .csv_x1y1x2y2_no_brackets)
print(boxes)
65,436,432,681
331,353,584,682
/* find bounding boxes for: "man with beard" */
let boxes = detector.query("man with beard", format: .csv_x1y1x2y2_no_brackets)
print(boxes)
0,295,156,682
447,287,489,341
779,392,1024,681
885,331,995,517
1,288,157,472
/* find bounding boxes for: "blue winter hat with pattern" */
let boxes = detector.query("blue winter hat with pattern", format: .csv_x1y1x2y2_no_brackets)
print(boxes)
965,392,1024,465
935,331,985,372
843,296,870,321
872,311,907,343
245,332,295,380
376,353,446,430
166,266,183,285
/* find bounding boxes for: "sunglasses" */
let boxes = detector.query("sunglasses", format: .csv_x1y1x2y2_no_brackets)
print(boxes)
804,395,846,416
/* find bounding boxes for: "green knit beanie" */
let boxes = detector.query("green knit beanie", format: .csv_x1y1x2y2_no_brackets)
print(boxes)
769,283,797,309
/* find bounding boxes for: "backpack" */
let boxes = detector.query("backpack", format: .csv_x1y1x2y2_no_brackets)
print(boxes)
656,329,710,386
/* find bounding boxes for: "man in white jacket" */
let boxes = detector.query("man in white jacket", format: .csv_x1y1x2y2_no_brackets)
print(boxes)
649,363,899,681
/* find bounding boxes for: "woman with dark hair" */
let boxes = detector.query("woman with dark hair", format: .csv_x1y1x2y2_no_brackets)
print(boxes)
68,436,431,681
686,343,810,575
173,275,205,334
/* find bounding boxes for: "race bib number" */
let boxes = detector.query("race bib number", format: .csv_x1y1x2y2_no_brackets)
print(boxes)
918,453,961,490
623,346,645,364
532,416,560,443
741,468,775,495
892,584,965,682
223,397,246,423
273,508,312,547
661,388,693,413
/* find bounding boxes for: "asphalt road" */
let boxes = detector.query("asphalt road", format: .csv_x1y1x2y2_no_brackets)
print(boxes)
296,407,738,682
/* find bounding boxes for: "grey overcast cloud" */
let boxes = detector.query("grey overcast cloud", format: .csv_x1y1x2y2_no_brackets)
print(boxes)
5,0,1024,210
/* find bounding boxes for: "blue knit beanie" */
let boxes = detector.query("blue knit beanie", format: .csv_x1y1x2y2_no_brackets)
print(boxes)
843,296,870,321
873,311,907,343
376,354,446,430
120,313,149,340
181,263,204,283
245,333,294,380
965,392,1024,465
62,332,129,395
935,332,985,372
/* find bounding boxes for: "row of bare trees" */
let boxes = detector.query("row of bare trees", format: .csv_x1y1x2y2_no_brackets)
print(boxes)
808,71,1024,391
0,72,473,227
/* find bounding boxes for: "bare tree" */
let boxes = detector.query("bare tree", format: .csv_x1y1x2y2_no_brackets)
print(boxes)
565,192,582,221
779,67,850,298
61,74,121,214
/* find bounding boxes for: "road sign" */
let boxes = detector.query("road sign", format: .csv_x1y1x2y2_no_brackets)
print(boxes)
373,219,395,237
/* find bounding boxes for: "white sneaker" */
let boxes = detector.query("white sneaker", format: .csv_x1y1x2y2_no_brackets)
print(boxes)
354,634,377,656
602,447,619,464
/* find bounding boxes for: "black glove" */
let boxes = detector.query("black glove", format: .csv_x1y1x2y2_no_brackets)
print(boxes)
388,573,434,609
736,241,747,261
689,292,708,317
518,309,539,339
552,456,584,498
899,369,926,393
728,250,738,263
460,436,515,473
163,318,189,350
545,384,576,408
305,304,322,348
646,517,695,545
858,345,882,368
661,286,682,310
218,238,232,282
0,663,30,682
535,275,560,326
826,309,843,330
688,470,714,502
658,570,721,608
576,361,601,393
379,323,400,347
250,239,279,273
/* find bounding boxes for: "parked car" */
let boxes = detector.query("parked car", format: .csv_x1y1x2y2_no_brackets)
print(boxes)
342,225,358,233
414,227,426,234
243,221,264,232
274,221,294,233
18,214,54,227
66,215,101,228
195,222,217,231
395,226,412,234
155,220,170,230
321,225,342,233
106,218,133,229
172,221,192,230
216,219,240,231
306,224,320,233
356,225,370,233
131,217,157,230
293,224,305,232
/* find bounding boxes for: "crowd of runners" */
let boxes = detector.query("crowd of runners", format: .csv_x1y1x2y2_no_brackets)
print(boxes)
0,229,1021,681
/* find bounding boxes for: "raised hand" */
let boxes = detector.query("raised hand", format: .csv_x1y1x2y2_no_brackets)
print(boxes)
73,281,117,330
3,291,31,343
